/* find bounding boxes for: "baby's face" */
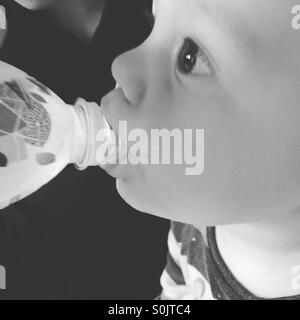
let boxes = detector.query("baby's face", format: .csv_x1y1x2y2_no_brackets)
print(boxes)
102,0,300,226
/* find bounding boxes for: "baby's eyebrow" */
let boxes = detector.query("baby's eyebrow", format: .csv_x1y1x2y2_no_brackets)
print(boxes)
190,0,266,68
185,0,263,60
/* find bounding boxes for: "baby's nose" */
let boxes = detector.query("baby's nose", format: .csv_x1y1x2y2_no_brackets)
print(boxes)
111,48,146,106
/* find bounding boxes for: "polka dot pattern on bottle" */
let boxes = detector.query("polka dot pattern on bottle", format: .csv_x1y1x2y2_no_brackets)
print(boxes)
36,152,56,166
0,152,8,167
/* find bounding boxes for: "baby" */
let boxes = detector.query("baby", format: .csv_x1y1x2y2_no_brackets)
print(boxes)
101,0,300,299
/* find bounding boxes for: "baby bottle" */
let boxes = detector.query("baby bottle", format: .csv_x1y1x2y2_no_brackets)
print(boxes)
0,60,114,210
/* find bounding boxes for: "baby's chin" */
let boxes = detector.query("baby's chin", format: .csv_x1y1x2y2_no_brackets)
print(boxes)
116,178,174,221
116,179,147,214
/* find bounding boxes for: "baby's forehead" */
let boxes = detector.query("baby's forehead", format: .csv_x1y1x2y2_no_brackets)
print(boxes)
203,0,290,17
202,0,298,53
207,0,292,34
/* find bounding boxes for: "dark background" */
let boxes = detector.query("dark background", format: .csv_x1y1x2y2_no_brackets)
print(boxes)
0,0,169,300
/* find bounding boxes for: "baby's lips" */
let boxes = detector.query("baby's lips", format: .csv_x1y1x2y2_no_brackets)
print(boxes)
101,86,131,135
97,134,129,170
95,111,129,170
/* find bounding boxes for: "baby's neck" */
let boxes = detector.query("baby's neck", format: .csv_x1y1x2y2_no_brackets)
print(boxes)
215,210,300,298
219,211,300,254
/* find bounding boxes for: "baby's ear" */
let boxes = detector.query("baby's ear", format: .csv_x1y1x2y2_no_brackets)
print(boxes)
0,6,7,49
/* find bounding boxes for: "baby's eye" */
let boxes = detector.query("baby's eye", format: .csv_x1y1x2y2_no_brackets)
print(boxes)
177,38,214,77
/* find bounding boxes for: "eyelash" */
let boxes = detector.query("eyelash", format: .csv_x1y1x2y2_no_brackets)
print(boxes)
177,38,214,78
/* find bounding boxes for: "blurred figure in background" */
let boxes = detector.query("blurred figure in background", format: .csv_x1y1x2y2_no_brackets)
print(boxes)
0,0,168,299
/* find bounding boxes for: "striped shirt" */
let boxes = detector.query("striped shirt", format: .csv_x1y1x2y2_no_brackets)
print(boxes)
160,221,300,300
